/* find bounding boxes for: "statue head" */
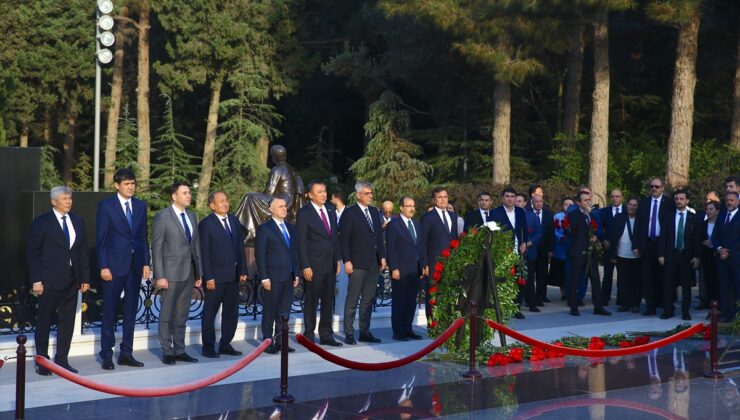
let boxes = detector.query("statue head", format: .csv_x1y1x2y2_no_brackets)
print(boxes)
270,145,287,164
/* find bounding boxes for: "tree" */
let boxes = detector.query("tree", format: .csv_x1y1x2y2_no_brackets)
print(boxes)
133,0,152,189
731,15,740,151
647,0,702,189
116,104,139,173
563,23,585,137
588,12,611,206
350,90,431,201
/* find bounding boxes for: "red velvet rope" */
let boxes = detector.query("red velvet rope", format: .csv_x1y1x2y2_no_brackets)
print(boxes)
296,318,466,371
34,339,272,397
511,397,687,420
485,320,705,357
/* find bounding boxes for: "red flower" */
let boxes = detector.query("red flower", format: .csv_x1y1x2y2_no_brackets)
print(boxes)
633,336,650,345
553,219,561,229
428,320,438,328
429,299,437,306
450,239,460,249
587,337,605,350
432,271,442,281
562,217,570,229
433,276,441,284
434,262,444,272
530,347,546,361
590,218,599,230
517,278,526,286
618,340,633,348
507,348,524,362
510,267,517,275
429,286,438,294
470,228,478,236
459,231,467,238
440,248,451,258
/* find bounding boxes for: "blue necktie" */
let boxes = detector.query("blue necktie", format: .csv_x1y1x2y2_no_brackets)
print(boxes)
222,217,233,240
407,220,417,244
181,212,192,242
280,223,291,247
62,215,70,248
125,201,133,230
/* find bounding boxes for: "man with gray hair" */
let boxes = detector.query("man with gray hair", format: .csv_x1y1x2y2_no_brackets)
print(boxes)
27,186,91,375
339,181,387,344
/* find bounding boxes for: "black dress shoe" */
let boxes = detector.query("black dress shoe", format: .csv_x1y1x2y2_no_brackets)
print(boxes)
264,344,278,354
570,308,581,316
695,303,710,310
218,345,242,356
202,348,220,358
281,346,296,353
358,333,381,343
660,312,674,319
101,357,115,370
536,302,545,307
642,310,656,316
529,306,541,313
682,314,691,321
407,332,423,340
593,308,612,316
118,355,144,367
393,334,410,341
321,338,344,347
617,306,628,312
343,336,357,345
543,297,551,303
57,361,78,374
175,352,198,362
35,364,52,376
162,355,176,365
513,312,525,319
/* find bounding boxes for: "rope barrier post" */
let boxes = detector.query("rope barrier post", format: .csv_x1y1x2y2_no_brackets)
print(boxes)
15,335,27,420
273,313,294,403
704,300,724,379
463,299,482,380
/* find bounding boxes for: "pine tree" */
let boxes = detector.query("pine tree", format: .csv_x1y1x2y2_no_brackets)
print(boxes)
40,145,62,190
350,91,431,202
114,104,140,182
70,152,93,191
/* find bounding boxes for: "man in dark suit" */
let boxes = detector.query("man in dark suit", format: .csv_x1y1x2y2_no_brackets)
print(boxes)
714,191,740,322
657,190,701,320
530,194,554,306
522,201,543,312
27,186,91,375
386,196,426,341
490,187,529,319
697,200,720,310
340,181,387,344
296,180,343,346
420,187,458,320
609,196,641,313
567,191,611,317
256,197,300,354
463,191,493,231
634,177,675,316
599,189,625,306
199,191,248,358
96,168,149,370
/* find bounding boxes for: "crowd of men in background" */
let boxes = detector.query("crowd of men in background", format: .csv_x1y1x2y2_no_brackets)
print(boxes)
27,168,739,376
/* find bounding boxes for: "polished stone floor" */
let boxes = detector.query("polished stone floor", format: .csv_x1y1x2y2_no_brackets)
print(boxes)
4,343,738,419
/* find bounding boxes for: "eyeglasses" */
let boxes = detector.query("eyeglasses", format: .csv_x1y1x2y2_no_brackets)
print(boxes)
649,185,662,189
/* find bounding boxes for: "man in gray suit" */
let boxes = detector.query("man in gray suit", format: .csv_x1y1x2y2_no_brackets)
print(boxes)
152,182,203,365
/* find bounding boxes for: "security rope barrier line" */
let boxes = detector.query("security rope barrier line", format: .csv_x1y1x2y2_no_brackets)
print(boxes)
34,339,272,398
296,318,466,371
485,319,705,357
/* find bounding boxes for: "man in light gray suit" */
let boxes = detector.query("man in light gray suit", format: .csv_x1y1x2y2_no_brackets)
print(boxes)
152,182,203,365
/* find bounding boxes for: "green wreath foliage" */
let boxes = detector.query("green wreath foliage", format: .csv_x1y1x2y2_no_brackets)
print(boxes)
427,225,526,354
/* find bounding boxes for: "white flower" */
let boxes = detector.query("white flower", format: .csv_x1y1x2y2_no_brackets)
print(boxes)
484,221,501,231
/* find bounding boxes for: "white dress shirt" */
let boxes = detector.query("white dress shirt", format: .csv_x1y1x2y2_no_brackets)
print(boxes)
172,204,193,236
435,207,452,232
504,206,519,252
117,193,133,217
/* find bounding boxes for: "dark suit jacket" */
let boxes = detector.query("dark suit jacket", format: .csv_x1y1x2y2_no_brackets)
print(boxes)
532,209,554,256
296,202,341,275
599,204,625,242
386,217,425,277
27,210,91,290
96,195,149,276
489,205,529,249
339,204,386,270
420,208,459,269
566,209,596,257
713,209,740,266
658,210,701,261
198,213,248,284
524,210,543,261
255,218,299,282
608,213,636,259
463,209,491,232
635,195,675,252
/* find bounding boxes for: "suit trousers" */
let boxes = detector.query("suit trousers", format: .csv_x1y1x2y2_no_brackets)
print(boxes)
303,273,335,340
201,281,239,350
699,249,718,305
158,279,194,356
344,267,380,337
600,257,617,305
663,250,692,315
717,259,740,321
534,254,550,303
520,259,537,308
616,257,641,309
100,261,141,359
391,273,420,336
261,279,294,345
641,240,662,312
568,254,603,309
35,276,77,363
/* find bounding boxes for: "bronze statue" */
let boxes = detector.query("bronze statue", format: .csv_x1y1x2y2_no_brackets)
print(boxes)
235,145,305,245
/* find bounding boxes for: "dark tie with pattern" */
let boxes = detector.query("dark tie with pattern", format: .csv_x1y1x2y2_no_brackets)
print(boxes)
407,220,417,244
280,222,291,247
222,217,232,240
125,201,133,230
364,208,375,232
181,212,192,242
442,210,450,232
62,215,70,248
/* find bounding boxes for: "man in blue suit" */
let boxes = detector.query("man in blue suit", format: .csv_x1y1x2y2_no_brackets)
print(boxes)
530,194,554,306
96,168,149,370
714,191,740,322
522,198,543,312
386,196,426,341
340,181,387,344
599,189,625,306
27,186,91,375
256,197,300,354
199,191,248,358
420,187,458,320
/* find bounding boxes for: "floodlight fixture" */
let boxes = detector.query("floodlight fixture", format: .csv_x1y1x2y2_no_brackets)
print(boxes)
99,31,115,47
98,15,114,31
96,48,113,64
98,0,114,14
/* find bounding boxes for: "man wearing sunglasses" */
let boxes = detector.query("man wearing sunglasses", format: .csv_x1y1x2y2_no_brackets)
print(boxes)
634,177,675,316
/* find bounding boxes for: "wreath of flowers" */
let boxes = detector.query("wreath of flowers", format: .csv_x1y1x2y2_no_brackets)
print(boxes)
427,223,527,353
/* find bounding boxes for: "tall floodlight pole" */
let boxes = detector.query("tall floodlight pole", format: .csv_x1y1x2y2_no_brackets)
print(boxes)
94,0,115,191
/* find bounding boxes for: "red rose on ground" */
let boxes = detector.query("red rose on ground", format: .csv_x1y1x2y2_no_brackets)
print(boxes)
434,262,444,272
441,248,451,258
517,278,526,286
633,336,650,345
450,239,460,249
432,271,442,281
587,337,605,350
618,340,633,348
